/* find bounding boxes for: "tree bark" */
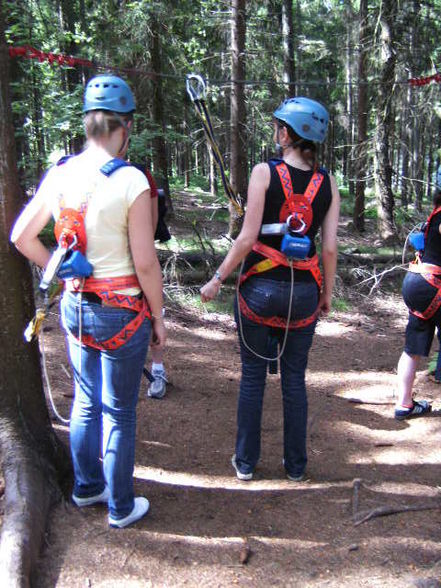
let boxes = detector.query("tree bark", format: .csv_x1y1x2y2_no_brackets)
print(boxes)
374,0,397,241
0,8,71,586
282,0,296,97
229,0,247,237
150,11,173,214
353,0,368,231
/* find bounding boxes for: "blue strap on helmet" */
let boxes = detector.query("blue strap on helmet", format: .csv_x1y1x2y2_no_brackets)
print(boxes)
100,158,130,177
56,155,73,166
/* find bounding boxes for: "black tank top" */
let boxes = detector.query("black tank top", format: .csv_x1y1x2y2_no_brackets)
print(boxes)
243,158,333,282
422,210,441,266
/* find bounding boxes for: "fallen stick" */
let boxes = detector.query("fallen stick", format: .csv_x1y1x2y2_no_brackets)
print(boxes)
347,398,395,405
354,503,441,526
352,478,362,520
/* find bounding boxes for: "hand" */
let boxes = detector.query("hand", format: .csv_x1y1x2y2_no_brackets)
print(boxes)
318,291,332,316
151,316,166,348
200,277,221,303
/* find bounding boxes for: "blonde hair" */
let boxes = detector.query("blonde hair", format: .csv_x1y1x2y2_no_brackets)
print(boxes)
84,110,133,140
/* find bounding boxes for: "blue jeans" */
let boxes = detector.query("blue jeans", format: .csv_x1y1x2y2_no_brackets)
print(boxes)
61,293,150,519
234,277,318,477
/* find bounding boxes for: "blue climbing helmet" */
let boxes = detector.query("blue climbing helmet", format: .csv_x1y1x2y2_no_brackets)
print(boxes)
83,75,135,114
273,97,329,144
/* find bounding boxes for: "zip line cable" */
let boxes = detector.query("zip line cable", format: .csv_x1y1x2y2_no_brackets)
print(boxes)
8,45,441,89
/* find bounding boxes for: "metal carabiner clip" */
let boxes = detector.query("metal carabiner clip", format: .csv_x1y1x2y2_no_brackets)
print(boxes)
286,214,307,235
186,73,207,102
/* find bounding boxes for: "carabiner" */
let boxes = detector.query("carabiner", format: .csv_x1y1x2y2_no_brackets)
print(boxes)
186,73,207,102
286,214,307,235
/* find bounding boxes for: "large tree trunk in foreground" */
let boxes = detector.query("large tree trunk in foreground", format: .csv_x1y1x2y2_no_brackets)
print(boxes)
0,8,71,586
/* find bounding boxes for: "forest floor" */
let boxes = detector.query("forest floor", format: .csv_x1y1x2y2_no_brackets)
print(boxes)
18,199,441,587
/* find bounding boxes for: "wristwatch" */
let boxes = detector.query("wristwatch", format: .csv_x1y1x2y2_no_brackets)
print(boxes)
214,270,223,283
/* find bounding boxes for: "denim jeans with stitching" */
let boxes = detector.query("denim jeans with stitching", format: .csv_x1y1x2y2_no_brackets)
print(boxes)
234,277,318,478
61,292,150,519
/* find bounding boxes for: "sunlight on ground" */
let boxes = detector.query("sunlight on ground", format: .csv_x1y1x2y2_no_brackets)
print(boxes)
134,529,327,549
134,465,350,492
315,321,354,336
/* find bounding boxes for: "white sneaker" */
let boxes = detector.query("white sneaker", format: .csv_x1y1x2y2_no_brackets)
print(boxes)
109,497,150,528
147,370,167,399
231,454,253,481
72,486,110,507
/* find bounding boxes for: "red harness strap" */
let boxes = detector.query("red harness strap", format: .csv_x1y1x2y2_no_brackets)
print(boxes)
408,261,441,320
406,206,441,321
65,275,151,351
238,162,324,330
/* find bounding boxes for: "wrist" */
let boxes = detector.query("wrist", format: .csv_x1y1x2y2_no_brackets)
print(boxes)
214,270,223,284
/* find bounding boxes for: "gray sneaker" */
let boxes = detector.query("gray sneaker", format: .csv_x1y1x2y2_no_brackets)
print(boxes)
147,370,167,399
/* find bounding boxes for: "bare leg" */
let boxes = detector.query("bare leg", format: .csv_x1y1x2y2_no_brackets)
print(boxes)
396,351,420,408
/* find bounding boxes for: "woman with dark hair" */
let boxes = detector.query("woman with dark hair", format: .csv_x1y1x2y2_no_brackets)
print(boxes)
200,97,340,481
395,166,441,420
11,75,165,527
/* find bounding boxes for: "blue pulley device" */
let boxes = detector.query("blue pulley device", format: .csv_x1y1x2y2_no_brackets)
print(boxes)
409,231,425,252
281,233,311,260
57,250,93,280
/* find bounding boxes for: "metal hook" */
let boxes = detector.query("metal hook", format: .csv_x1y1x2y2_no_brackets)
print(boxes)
186,73,207,102
286,215,307,235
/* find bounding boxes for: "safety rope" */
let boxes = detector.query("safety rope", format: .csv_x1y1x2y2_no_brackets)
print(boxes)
186,73,244,216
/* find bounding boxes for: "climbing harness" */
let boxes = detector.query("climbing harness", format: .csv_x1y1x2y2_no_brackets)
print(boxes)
407,206,441,321
238,161,324,331
236,161,324,367
25,156,151,422
186,73,244,216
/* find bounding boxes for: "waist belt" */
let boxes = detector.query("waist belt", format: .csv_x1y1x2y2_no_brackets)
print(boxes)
408,261,441,320
65,274,151,350
238,241,322,330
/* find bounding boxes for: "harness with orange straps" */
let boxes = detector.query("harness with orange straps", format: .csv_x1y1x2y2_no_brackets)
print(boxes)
238,162,324,329
408,205,441,321
56,157,151,350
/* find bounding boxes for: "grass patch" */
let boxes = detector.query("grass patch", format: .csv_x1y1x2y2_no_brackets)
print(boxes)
331,297,351,312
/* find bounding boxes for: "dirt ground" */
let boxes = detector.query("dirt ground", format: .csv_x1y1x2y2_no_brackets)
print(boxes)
29,285,441,588
8,206,441,587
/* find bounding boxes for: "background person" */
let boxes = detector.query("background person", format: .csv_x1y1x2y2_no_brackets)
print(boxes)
200,97,340,481
395,167,441,420
11,75,166,527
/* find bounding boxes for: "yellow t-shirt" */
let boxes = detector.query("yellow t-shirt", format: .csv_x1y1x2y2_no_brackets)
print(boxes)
37,150,150,292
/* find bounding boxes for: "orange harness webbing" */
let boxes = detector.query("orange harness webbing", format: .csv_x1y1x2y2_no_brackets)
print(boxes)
65,275,151,351
408,261,441,321
238,162,324,330
407,206,441,321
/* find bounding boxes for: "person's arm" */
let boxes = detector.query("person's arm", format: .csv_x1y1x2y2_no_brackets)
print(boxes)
10,190,53,267
317,174,340,315
200,163,269,302
128,189,166,347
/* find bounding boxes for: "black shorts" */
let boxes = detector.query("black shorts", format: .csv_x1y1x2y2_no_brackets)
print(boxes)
402,272,441,356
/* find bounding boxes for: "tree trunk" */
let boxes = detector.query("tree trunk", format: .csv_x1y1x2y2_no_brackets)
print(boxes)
353,0,368,232
229,0,247,237
282,0,296,97
150,12,173,214
0,9,71,586
374,0,397,241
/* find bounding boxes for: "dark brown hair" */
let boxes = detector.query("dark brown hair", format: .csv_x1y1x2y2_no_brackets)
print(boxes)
275,119,318,170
